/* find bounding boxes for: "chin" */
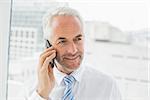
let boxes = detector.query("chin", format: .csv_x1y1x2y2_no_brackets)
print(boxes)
66,66,80,74
64,62,81,71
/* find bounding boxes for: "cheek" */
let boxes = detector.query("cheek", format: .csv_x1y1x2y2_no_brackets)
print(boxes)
55,47,65,57
55,42,84,55
78,43,84,52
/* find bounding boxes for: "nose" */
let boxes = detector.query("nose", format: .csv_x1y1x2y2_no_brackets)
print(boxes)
67,42,78,55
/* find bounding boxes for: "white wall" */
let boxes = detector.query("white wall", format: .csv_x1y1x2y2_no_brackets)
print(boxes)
0,0,12,100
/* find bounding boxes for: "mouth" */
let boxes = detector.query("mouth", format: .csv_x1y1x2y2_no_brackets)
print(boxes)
64,56,79,60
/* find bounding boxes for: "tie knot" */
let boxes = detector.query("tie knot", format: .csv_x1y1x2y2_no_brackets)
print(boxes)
63,75,75,86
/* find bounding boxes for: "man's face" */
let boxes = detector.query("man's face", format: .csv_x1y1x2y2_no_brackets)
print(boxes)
50,16,84,72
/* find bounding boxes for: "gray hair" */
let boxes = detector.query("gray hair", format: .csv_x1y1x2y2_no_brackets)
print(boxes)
42,7,83,40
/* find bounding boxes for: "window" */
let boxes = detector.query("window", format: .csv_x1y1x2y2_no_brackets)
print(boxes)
5,0,149,100
7,1,68,100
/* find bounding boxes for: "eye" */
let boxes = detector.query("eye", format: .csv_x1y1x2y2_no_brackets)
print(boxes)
58,40,66,44
77,37,82,40
75,37,82,41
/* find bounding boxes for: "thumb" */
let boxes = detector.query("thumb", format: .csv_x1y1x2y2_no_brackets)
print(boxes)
48,65,55,80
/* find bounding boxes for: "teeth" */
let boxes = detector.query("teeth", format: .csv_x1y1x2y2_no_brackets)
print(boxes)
69,57,76,59
66,56,78,60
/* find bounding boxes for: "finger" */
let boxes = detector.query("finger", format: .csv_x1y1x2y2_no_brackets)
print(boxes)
40,47,54,57
39,49,56,65
48,64,54,78
44,46,54,52
41,52,56,71
48,62,55,80
40,50,56,63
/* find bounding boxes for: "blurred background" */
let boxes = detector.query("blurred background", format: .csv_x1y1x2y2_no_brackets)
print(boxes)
0,0,149,100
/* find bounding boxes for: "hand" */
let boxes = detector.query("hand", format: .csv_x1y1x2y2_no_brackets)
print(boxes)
37,47,56,99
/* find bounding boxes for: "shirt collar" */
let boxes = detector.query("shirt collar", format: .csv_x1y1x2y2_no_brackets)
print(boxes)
53,63,85,86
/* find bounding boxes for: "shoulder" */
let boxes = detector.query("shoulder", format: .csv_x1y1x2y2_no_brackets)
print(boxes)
82,65,116,85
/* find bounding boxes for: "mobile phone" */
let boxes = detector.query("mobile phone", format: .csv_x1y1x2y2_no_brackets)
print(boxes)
45,39,56,68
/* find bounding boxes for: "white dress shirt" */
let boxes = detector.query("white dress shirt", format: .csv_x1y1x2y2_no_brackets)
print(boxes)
28,64,122,100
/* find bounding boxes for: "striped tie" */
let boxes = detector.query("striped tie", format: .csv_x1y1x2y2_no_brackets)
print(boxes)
62,75,75,100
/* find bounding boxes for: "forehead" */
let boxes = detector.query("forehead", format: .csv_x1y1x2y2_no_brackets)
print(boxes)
51,16,83,39
51,15,82,28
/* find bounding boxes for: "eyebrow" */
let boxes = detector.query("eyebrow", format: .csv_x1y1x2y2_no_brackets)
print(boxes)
75,34,83,38
56,34,83,41
57,37,66,40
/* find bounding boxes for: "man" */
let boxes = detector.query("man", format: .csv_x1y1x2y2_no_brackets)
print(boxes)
29,7,121,100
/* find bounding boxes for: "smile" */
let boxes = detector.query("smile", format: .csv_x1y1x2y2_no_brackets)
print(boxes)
64,56,79,60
